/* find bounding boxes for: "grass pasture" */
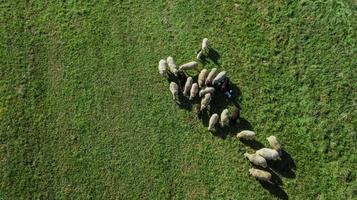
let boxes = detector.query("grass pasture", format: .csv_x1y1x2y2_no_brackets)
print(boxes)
0,0,357,199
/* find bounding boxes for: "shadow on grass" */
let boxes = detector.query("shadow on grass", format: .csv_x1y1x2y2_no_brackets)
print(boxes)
259,181,289,200
268,150,297,179
198,47,221,66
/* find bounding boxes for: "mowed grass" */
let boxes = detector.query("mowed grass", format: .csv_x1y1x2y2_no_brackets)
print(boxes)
0,0,356,199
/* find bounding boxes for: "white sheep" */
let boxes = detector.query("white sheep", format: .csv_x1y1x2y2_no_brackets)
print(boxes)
199,87,215,97
189,83,199,100
205,68,217,85
244,153,267,168
198,69,208,88
158,59,168,77
169,82,179,100
200,93,211,110
167,56,179,76
202,38,209,54
249,168,272,182
183,77,193,96
256,148,279,160
237,130,256,140
196,50,204,60
212,71,227,85
179,61,198,70
208,113,219,131
220,109,230,127
267,136,282,153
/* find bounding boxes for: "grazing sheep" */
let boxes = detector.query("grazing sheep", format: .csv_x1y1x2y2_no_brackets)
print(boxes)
220,109,230,127
237,130,256,140
205,68,218,85
256,148,279,160
208,113,219,131
158,59,168,77
198,69,209,88
169,82,179,100
200,93,212,110
189,83,199,100
244,153,267,168
267,136,282,152
179,61,198,70
199,87,215,97
230,107,240,124
183,77,193,96
202,38,209,54
167,56,179,76
212,71,227,85
196,50,204,60
249,168,272,182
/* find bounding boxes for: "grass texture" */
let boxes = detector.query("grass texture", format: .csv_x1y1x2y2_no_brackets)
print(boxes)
0,0,356,199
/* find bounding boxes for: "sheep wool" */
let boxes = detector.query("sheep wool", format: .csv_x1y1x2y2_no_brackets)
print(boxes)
256,148,279,160
158,59,168,77
169,82,179,100
249,168,272,182
267,136,282,151
179,61,198,70
167,56,178,76
183,77,193,96
208,113,219,131
199,87,215,97
202,38,209,54
189,83,199,100
212,71,227,85
237,130,256,140
244,153,267,168
196,50,204,60
220,109,230,127
198,69,208,88
200,93,212,110
205,68,218,85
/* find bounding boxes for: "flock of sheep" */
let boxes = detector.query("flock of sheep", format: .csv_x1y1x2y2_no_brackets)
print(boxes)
158,38,285,183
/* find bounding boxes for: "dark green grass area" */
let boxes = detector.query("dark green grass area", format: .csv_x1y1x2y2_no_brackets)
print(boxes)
1,0,356,199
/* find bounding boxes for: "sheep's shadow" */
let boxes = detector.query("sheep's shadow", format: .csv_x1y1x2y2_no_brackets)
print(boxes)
259,181,289,200
268,150,297,179
197,47,221,66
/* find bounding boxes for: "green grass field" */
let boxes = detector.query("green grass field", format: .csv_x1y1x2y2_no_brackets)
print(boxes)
1,0,356,199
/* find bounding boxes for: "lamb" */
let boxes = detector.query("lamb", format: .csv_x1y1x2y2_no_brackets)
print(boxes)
167,56,179,76
200,93,212,110
158,59,168,77
198,69,208,88
179,61,198,70
256,148,280,160
244,153,267,168
183,77,193,96
249,168,272,182
230,107,240,124
199,87,215,97
202,38,209,54
169,82,179,100
212,71,227,85
196,50,204,60
237,130,256,140
208,113,219,131
189,83,199,100
205,68,217,85
267,136,282,153
220,109,230,127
